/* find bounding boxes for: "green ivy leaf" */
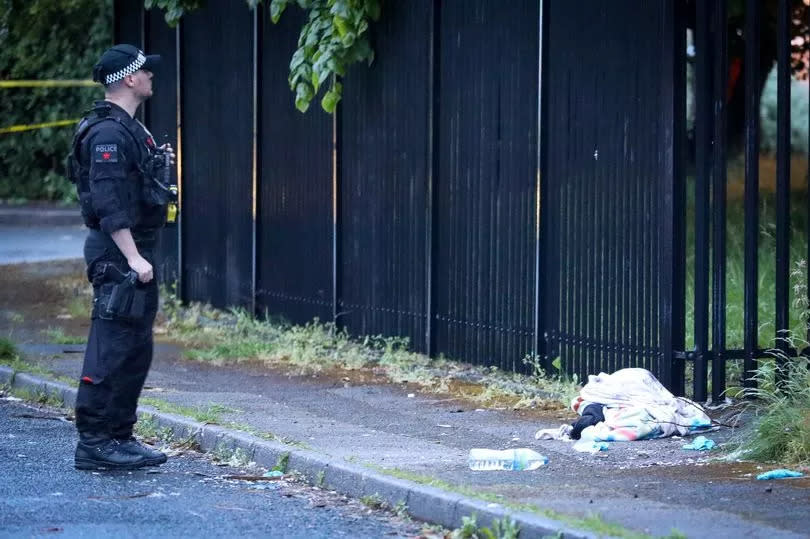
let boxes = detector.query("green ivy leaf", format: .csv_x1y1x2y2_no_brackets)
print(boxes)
321,87,341,113
333,15,350,37
295,81,313,112
326,56,345,77
356,19,368,35
305,25,321,47
329,0,350,19
290,48,306,71
340,31,356,48
269,0,288,23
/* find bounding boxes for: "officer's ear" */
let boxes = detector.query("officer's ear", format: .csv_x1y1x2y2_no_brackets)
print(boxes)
123,74,137,88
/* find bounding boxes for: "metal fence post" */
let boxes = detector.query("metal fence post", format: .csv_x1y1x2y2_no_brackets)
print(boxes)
711,0,728,403
743,0,761,387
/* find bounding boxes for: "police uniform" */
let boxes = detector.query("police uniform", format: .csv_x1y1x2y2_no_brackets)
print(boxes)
68,45,174,470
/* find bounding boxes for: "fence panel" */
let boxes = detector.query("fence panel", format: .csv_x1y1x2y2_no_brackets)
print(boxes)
256,8,333,325
144,9,179,285
114,0,142,49
433,0,539,371
338,1,432,351
543,1,679,383
180,1,254,308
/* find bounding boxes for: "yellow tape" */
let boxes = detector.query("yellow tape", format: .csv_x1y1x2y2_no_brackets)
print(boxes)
0,119,78,135
0,79,97,88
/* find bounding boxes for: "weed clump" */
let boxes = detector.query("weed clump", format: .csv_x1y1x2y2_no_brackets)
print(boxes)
738,347,810,466
0,337,17,361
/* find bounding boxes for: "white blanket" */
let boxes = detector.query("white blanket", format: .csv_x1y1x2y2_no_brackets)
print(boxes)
573,368,711,442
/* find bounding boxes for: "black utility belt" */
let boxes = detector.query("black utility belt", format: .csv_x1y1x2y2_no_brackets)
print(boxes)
86,228,157,253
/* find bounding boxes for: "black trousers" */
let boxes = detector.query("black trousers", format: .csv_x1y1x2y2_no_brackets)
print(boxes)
75,231,158,441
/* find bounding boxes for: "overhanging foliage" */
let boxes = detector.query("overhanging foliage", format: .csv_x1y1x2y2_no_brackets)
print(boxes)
146,0,380,113
0,0,111,202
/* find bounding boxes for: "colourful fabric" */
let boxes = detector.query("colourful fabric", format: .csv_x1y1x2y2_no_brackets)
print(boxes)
573,368,712,442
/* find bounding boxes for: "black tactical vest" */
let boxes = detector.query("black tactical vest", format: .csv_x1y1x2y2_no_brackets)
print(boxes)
67,101,173,234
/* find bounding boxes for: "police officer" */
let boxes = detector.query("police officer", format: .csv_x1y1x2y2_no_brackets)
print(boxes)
69,44,176,470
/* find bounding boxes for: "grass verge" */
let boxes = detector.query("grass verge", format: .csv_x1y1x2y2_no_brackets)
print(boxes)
139,397,237,424
0,337,17,361
0,339,76,386
159,298,579,410
42,327,85,345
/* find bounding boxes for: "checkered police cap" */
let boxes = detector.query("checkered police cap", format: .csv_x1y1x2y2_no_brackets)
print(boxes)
93,44,160,86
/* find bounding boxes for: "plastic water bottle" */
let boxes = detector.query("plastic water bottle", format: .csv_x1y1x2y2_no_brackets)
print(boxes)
468,448,549,471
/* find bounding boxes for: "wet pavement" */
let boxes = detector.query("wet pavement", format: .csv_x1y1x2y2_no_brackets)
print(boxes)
2,260,810,538
0,224,85,264
0,396,424,538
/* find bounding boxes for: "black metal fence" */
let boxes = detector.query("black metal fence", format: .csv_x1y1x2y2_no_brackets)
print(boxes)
542,1,682,388
115,0,808,400
689,0,809,401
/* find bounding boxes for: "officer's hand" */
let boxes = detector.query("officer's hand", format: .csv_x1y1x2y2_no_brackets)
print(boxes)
160,143,176,166
128,255,154,283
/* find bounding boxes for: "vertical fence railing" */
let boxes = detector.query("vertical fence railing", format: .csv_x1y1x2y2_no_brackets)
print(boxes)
665,0,687,395
688,0,809,400
142,7,180,286
425,0,440,357
255,7,333,325
178,3,255,309
711,0,728,402
775,0,791,356
693,0,712,402
743,0,760,388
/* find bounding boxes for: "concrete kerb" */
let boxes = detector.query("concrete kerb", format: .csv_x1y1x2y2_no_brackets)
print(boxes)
0,366,601,539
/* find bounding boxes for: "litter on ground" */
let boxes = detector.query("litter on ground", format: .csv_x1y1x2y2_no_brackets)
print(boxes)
756,469,804,480
572,440,610,454
682,436,716,451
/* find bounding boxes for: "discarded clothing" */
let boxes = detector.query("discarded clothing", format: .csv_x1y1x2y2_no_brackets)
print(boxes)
682,435,716,451
535,424,572,441
572,440,609,454
573,368,712,442
756,469,804,480
570,403,605,440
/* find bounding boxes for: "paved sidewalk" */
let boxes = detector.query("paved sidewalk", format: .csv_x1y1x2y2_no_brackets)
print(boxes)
1,259,809,538
8,342,809,539
0,203,81,226
0,204,84,264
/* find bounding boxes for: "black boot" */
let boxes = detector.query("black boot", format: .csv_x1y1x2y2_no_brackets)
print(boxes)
115,437,167,466
74,439,149,470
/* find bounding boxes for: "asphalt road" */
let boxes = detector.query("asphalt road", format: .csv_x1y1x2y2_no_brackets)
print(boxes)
0,397,423,539
0,225,85,265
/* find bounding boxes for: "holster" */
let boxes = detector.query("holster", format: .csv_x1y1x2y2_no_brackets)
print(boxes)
91,263,146,322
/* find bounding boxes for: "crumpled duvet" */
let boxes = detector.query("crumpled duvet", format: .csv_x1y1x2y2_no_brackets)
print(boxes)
571,368,712,442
